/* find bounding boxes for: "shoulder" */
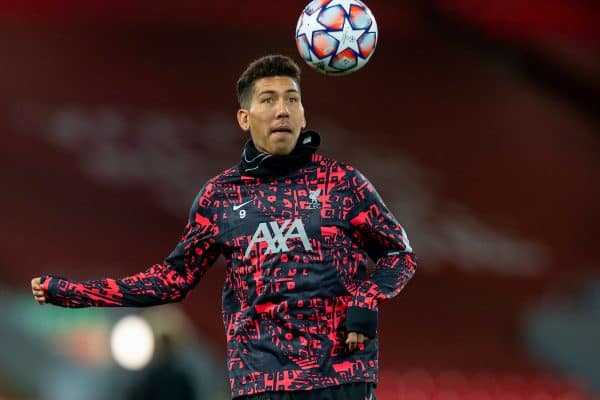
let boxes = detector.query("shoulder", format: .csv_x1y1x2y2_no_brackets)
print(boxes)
311,153,361,175
190,166,240,211
199,166,240,193
209,165,240,185
312,153,370,185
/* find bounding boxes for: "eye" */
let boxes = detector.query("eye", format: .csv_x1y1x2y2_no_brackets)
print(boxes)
288,97,299,104
261,97,273,104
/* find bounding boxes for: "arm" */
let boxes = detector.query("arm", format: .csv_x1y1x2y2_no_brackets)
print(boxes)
345,169,417,338
32,184,221,308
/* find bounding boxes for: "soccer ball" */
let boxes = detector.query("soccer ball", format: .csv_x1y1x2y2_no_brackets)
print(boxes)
295,0,378,75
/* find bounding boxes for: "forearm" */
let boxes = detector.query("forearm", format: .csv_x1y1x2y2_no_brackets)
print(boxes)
39,183,221,309
41,263,194,308
351,251,416,310
346,252,416,336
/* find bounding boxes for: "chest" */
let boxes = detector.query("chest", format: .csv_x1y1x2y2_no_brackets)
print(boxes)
215,170,356,252
219,182,325,243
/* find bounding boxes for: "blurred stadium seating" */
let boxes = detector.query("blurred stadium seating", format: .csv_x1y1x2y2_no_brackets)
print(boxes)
378,369,596,400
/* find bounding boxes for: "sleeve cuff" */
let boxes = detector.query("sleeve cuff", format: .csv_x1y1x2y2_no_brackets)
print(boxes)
40,275,64,304
346,306,378,338
40,275,50,289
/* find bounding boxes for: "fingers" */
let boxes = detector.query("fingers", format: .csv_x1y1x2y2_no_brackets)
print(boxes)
357,333,366,344
34,294,47,305
31,277,47,305
345,332,368,351
31,277,42,290
346,332,357,351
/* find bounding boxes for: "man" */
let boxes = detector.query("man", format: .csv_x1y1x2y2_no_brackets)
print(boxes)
31,55,417,400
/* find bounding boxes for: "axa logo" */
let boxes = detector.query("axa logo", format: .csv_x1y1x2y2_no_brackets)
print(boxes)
244,219,312,258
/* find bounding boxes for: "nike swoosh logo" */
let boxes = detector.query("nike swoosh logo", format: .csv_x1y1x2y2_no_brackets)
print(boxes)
233,199,253,211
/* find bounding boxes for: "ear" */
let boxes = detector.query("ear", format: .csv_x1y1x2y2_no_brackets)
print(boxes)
301,108,306,129
237,109,250,132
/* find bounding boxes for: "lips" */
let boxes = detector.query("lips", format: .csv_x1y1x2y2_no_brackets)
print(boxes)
271,126,293,134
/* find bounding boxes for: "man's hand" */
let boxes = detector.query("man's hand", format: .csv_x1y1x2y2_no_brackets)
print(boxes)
346,331,367,351
31,277,47,305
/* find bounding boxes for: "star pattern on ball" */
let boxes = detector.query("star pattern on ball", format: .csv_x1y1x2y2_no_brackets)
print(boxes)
296,9,328,47
328,19,367,55
325,0,354,15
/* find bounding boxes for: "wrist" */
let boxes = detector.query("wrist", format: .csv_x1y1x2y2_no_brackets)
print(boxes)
346,306,378,338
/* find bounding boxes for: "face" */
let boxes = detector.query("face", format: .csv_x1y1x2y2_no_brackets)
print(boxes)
237,76,306,156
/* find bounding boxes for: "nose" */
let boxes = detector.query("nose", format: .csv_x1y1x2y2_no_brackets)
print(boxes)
275,99,290,118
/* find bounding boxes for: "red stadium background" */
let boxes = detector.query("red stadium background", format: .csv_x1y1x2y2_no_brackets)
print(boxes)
1,1,599,399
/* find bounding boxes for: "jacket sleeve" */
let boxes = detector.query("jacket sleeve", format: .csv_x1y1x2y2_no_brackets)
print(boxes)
345,169,417,337
40,183,221,308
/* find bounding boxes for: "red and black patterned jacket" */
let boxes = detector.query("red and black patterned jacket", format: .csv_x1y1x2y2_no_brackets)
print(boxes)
41,131,417,398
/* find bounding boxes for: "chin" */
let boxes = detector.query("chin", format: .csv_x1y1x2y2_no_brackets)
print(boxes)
268,140,296,156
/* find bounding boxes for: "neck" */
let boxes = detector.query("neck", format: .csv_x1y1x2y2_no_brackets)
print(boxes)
239,130,321,177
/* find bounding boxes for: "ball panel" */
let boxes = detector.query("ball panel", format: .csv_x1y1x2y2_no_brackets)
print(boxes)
312,31,339,58
308,56,332,73
306,0,332,14
296,35,313,62
295,13,305,36
331,48,358,71
349,4,372,30
357,31,376,58
318,5,345,30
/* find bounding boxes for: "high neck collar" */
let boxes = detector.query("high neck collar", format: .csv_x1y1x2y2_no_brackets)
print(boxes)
239,130,321,178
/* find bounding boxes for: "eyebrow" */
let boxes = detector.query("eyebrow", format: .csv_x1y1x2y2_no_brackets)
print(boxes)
256,89,300,96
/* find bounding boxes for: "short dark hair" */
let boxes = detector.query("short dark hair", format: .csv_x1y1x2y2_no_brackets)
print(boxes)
236,55,301,108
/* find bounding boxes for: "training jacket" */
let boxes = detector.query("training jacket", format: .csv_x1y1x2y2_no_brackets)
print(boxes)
41,130,417,398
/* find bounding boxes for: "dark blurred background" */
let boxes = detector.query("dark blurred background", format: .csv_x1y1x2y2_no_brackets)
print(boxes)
1,1,599,399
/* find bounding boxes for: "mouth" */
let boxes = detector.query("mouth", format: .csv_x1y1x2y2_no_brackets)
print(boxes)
270,126,293,135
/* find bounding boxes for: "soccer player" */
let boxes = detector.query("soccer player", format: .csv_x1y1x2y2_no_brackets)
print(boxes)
31,55,417,400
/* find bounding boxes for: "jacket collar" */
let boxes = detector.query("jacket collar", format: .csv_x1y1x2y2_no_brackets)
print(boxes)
239,130,320,178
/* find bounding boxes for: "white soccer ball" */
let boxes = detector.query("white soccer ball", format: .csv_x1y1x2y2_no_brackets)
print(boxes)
295,0,378,75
